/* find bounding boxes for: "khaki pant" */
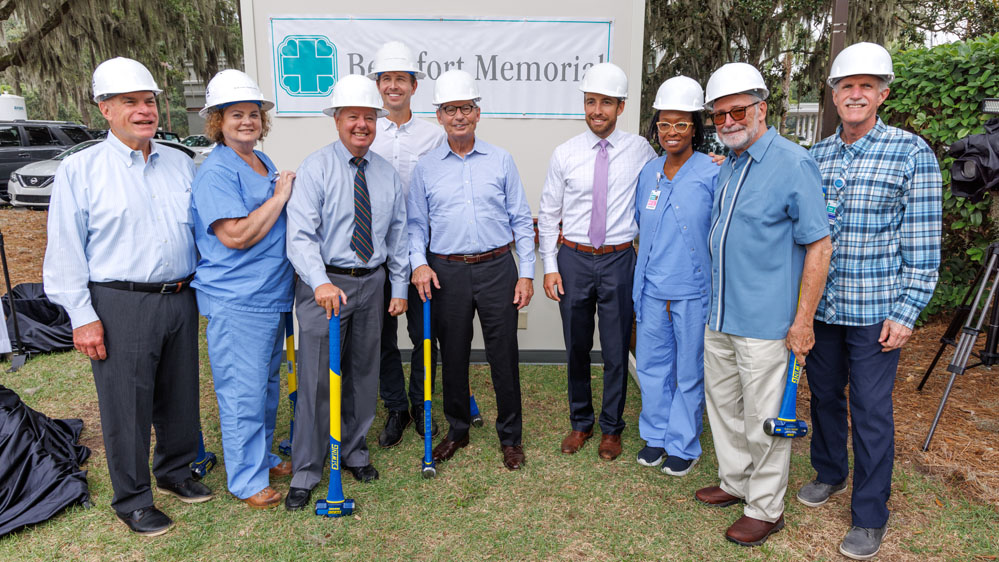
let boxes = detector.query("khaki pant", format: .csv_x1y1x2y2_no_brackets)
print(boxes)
703,327,791,522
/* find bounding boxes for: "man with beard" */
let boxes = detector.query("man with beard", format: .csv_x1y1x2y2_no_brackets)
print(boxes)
693,62,831,547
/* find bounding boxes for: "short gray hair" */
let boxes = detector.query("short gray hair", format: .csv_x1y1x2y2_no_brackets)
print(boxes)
831,76,889,92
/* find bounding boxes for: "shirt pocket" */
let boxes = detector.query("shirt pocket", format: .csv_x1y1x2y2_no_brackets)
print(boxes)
168,190,194,225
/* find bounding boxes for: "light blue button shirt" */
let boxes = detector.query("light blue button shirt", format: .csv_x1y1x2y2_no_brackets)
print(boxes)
633,151,718,323
43,133,196,327
191,144,294,312
285,141,409,299
407,138,536,278
707,127,829,340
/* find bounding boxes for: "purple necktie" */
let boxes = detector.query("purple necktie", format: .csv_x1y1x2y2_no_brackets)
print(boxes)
588,139,610,248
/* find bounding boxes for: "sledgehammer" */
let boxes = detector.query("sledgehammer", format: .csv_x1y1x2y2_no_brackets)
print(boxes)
315,313,355,517
763,352,809,438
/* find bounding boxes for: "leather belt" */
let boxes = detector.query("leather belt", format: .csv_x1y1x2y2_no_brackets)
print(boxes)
562,240,634,255
326,264,377,277
91,274,194,294
433,244,511,264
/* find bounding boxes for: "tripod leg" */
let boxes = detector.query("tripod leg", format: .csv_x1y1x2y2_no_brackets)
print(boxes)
917,342,949,391
922,370,960,451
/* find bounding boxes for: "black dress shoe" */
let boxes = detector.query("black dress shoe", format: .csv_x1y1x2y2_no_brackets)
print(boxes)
285,487,312,511
156,478,213,503
378,409,412,448
345,463,379,483
412,406,440,438
116,506,174,536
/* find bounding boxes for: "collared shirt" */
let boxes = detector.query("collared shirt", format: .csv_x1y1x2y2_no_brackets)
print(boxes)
810,118,942,328
285,141,409,299
43,133,196,328
191,144,294,312
707,127,829,340
370,114,446,193
633,152,719,323
538,128,657,274
408,138,536,278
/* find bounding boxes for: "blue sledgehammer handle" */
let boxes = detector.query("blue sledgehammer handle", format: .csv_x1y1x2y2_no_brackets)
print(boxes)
423,301,435,475
763,351,809,438
316,313,354,517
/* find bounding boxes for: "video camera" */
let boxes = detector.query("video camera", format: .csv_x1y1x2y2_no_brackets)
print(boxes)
949,98,999,202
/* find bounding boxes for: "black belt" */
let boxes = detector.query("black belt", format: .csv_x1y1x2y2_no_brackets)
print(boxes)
325,264,377,277
91,274,193,294
433,244,511,264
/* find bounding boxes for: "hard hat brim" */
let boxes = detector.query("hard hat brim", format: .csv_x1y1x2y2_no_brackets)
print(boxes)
367,69,426,80
93,88,164,103
322,105,390,118
198,99,275,118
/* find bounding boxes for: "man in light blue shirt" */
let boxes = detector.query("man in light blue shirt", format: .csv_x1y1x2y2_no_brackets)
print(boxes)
283,75,409,510
409,70,535,471
43,57,212,537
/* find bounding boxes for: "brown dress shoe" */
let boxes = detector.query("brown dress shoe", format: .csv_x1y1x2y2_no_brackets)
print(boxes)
243,486,282,509
695,485,743,507
725,514,785,546
269,460,292,477
501,445,525,470
560,429,593,454
597,434,622,460
432,435,469,462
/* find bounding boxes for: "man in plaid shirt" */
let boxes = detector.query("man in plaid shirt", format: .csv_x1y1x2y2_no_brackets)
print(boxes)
798,42,942,560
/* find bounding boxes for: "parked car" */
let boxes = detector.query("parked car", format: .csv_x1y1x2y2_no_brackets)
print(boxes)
182,134,212,148
7,138,196,208
0,120,92,201
154,130,181,142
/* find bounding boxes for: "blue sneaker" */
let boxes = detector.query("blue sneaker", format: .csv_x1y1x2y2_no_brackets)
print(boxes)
636,446,666,467
661,455,699,476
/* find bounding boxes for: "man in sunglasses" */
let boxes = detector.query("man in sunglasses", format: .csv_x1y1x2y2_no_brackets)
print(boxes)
408,70,535,471
694,62,831,547
538,62,656,461
799,42,940,561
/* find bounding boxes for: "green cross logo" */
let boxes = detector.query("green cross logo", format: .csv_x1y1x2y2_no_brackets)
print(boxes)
277,35,337,97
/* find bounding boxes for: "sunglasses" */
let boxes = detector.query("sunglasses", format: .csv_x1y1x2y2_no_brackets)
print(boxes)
440,104,477,116
710,101,761,126
656,121,694,134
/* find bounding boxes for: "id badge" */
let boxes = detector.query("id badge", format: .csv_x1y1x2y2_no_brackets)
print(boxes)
646,190,661,210
826,202,837,225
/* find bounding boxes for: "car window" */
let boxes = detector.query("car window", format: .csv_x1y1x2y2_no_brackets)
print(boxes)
24,126,60,146
60,127,91,144
0,125,20,147
54,140,100,160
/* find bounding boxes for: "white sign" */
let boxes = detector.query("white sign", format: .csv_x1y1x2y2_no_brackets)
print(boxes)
268,15,613,118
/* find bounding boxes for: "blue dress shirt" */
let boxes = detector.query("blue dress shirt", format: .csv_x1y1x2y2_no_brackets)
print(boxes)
407,138,536,278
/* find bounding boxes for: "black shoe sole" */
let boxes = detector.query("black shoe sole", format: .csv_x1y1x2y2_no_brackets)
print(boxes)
155,486,213,504
726,518,785,546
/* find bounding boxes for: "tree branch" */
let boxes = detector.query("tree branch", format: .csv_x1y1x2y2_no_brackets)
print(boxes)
0,0,73,72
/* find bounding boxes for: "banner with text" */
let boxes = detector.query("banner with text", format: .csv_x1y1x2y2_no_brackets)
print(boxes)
268,16,613,118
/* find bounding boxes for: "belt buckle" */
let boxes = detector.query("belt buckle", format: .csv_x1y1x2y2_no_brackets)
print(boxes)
461,254,475,264
160,282,178,294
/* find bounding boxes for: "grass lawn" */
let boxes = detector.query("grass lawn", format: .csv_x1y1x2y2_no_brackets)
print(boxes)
1,327,997,561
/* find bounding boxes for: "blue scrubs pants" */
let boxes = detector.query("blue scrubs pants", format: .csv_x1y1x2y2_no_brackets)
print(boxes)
199,293,283,499
635,295,704,459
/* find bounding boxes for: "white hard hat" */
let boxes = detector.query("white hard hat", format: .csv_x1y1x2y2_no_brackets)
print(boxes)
366,41,426,80
322,74,388,118
827,42,894,87
432,70,481,106
579,62,628,99
704,62,769,108
200,69,274,117
92,57,162,102
653,76,704,112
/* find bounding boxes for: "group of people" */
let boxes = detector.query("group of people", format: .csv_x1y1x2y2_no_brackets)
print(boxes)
41,38,940,560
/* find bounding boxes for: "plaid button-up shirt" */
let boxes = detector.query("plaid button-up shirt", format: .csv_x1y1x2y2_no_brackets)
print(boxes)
810,118,942,328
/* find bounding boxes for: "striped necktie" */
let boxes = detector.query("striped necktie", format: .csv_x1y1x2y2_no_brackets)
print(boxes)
350,156,373,263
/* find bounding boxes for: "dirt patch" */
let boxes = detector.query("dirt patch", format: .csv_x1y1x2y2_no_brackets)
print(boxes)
1,207,47,288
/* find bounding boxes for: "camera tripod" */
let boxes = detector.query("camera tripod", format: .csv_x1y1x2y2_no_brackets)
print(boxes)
917,242,999,451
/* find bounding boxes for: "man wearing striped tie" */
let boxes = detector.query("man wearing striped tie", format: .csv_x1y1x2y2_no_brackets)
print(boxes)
284,75,409,510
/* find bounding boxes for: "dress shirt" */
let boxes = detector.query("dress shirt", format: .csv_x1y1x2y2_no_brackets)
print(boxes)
633,152,718,323
538,128,657,273
43,133,196,328
407,138,536,279
370,115,446,194
191,144,294,312
810,118,941,328
707,127,829,340
285,141,409,299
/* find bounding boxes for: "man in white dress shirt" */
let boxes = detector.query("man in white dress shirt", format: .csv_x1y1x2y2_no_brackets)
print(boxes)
538,62,656,461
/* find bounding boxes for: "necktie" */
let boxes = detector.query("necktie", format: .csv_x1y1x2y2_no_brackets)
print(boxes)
350,156,374,263
588,139,610,248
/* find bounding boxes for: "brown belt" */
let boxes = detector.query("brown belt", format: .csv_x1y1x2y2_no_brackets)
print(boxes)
433,244,511,264
562,239,633,255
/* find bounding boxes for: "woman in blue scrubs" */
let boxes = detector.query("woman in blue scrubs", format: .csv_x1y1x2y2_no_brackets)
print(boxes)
191,70,296,508
633,76,719,476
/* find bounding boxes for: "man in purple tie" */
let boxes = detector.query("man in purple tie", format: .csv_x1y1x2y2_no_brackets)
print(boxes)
538,63,656,461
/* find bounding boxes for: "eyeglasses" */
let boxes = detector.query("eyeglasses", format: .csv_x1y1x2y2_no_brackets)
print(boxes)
440,104,477,116
656,121,694,134
710,101,761,125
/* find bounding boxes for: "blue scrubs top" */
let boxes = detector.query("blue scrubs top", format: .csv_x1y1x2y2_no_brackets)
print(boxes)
633,151,718,323
191,144,294,312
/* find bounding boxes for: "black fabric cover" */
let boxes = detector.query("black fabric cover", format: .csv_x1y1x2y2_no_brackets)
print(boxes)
0,385,90,536
2,283,73,354
949,117,999,202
